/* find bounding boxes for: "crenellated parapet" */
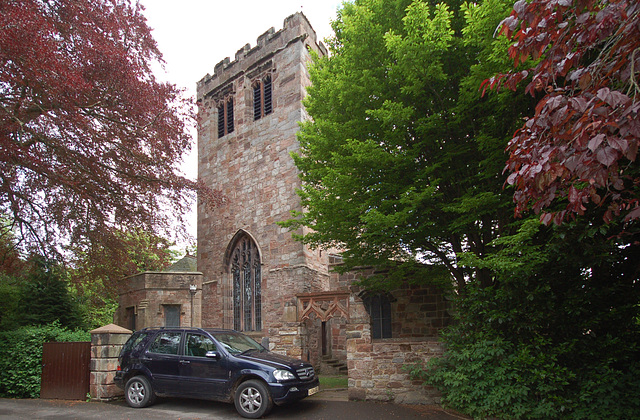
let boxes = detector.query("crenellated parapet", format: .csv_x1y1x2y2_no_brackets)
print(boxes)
197,12,326,101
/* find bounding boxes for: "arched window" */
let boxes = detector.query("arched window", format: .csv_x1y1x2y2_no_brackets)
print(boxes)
230,235,262,331
217,97,234,138
253,75,272,121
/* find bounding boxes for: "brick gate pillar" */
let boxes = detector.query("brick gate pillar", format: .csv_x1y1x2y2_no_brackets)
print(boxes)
90,324,132,401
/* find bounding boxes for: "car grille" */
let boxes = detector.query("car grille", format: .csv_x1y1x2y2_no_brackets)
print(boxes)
296,367,315,380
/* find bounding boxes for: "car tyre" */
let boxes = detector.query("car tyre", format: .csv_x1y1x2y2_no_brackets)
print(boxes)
234,379,273,419
125,375,156,408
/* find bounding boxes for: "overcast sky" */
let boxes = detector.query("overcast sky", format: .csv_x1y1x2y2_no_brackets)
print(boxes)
137,1,343,242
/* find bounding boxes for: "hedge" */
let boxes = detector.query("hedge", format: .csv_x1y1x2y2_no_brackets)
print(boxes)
0,322,89,398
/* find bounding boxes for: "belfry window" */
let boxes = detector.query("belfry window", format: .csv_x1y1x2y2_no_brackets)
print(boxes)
253,75,272,121
217,97,234,138
230,235,262,332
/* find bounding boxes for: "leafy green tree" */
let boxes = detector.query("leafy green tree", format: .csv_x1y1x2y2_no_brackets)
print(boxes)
284,0,531,291
285,1,640,417
0,216,28,330
418,215,640,418
18,257,85,330
0,274,20,330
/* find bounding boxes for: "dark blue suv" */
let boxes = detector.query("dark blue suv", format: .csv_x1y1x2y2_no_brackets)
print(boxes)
114,327,319,418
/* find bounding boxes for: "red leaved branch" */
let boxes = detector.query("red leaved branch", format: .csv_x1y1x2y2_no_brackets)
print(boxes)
491,0,640,224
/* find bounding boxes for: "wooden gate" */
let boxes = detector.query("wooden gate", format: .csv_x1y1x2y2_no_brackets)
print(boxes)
40,341,91,400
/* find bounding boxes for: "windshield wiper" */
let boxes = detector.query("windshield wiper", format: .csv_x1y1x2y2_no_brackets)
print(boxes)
239,348,258,356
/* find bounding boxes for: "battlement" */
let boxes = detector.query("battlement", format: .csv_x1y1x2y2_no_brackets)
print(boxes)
197,12,326,99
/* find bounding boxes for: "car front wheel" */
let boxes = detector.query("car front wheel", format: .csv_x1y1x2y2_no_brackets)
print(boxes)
125,375,156,408
234,379,273,418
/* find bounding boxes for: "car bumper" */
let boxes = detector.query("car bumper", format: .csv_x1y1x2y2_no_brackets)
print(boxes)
269,377,320,404
114,371,125,390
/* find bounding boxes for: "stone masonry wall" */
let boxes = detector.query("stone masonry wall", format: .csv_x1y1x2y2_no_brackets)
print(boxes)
115,272,202,330
348,336,444,404
343,270,450,403
90,324,131,401
196,13,329,358
265,265,327,358
334,264,452,340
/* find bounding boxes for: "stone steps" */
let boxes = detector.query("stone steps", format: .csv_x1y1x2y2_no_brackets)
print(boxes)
321,356,348,374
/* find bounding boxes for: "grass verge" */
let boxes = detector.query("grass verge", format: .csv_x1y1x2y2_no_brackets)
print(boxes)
319,375,348,389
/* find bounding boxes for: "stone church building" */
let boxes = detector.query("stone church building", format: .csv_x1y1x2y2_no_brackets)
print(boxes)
116,12,451,403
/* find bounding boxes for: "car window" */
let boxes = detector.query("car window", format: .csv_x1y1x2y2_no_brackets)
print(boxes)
185,333,218,357
212,332,264,355
122,332,149,354
148,332,181,355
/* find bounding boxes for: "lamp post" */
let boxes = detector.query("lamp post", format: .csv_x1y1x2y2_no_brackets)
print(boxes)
189,284,197,327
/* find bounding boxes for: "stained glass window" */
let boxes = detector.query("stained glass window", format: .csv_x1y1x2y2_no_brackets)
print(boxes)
230,235,262,331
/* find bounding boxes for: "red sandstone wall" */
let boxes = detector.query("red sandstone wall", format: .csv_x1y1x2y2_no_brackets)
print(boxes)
347,337,444,404
196,13,329,352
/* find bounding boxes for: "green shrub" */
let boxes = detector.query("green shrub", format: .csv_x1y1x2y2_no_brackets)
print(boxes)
0,322,89,398
409,213,640,419
410,280,640,419
412,338,640,419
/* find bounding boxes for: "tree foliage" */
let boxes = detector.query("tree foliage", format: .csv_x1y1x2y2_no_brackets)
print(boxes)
16,257,85,330
285,0,531,290
487,0,640,225
67,228,180,328
416,216,640,418
0,0,214,263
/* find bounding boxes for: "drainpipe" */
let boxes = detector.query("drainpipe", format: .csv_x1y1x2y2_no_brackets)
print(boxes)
189,284,197,327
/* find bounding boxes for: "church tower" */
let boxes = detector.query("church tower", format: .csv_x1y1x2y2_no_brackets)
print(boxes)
196,13,328,357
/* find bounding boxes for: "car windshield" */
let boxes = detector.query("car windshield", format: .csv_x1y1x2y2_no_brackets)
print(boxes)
212,332,264,355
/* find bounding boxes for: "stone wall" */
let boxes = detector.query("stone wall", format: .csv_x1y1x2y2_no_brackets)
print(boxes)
196,13,329,359
347,336,444,404
333,264,452,340
115,271,202,330
265,265,328,358
390,284,452,338
342,270,450,403
90,324,131,401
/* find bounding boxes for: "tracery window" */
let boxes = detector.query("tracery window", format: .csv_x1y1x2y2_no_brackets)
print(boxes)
230,235,262,331
253,75,272,121
217,97,234,138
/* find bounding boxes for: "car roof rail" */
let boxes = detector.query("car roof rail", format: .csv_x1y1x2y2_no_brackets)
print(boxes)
138,326,212,334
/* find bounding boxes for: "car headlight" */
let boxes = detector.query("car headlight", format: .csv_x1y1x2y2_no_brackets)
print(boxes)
273,369,296,381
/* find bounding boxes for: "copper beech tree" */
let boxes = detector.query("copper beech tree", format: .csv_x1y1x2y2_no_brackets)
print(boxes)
486,0,640,225
0,0,215,261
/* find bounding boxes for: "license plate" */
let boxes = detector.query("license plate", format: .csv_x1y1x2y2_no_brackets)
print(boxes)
308,386,319,396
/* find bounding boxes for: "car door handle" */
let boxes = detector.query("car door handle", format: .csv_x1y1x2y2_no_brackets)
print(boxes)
180,360,190,365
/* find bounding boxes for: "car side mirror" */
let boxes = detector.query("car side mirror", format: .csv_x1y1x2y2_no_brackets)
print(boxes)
205,351,221,359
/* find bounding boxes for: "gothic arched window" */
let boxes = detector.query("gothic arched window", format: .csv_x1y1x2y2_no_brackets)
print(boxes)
253,75,272,121
230,235,262,331
217,96,234,138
